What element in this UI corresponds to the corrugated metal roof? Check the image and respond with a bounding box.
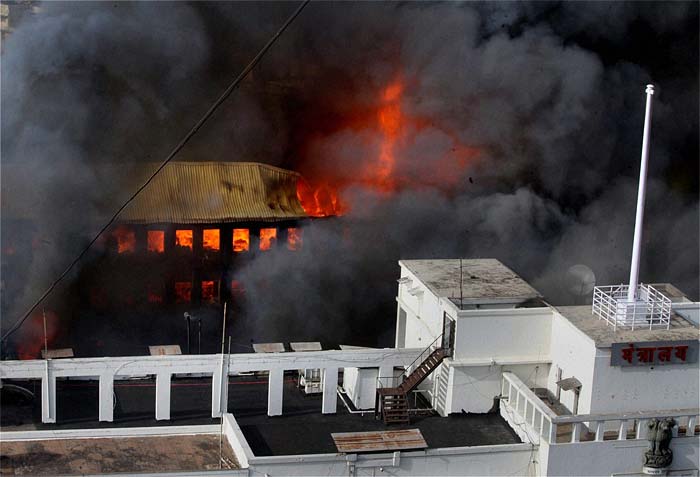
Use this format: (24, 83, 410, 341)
(1, 162, 309, 224)
(118, 162, 308, 224)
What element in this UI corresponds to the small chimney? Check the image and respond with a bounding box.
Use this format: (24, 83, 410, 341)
(591, 84, 672, 331)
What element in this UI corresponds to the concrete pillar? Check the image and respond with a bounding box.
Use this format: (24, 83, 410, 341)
(211, 365, 228, 418)
(322, 367, 338, 414)
(267, 368, 284, 416)
(99, 373, 114, 422)
(155, 373, 172, 420)
(41, 362, 56, 423)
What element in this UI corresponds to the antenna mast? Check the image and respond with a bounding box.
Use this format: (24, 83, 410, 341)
(627, 84, 655, 302)
(459, 259, 464, 309)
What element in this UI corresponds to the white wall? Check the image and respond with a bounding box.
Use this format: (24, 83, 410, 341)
(397, 266, 444, 350)
(589, 348, 699, 415)
(548, 313, 598, 414)
(542, 436, 699, 476)
(548, 310, 699, 416)
(446, 363, 551, 414)
(247, 444, 536, 477)
(453, 308, 552, 362)
(342, 367, 379, 410)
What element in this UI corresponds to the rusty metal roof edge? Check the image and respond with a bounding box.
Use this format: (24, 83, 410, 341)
(116, 216, 310, 225)
(160, 161, 302, 177)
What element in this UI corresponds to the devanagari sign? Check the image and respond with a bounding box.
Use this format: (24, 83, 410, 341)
(611, 340, 698, 366)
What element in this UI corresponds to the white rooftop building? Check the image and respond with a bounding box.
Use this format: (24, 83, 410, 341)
(1, 257, 697, 476)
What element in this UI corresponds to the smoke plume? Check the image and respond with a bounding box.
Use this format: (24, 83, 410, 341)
(1, 1, 697, 349)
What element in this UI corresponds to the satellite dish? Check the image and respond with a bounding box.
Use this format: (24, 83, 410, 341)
(565, 264, 596, 296)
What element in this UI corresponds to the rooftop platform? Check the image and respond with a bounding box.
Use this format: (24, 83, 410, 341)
(230, 377, 521, 456)
(400, 259, 542, 305)
(556, 305, 699, 347)
(0, 435, 238, 475)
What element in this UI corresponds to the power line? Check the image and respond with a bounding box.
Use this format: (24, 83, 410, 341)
(1, 0, 310, 344)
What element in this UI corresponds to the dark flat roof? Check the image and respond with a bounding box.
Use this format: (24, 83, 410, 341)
(1, 375, 521, 457)
(230, 378, 521, 456)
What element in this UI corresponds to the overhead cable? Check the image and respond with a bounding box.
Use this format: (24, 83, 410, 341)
(2, 0, 310, 343)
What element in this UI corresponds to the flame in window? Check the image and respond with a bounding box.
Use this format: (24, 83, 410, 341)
(148, 230, 165, 253)
(202, 280, 218, 303)
(231, 280, 246, 299)
(233, 229, 249, 252)
(114, 226, 136, 254)
(259, 228, 277, 251)
(174, 281, 192, 303)
(175, 230, 193, 250)
(203, 229, 220, 251)
(287, 228, 302, 251)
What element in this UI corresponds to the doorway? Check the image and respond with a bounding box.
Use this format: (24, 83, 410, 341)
(442, 313, 455, 357)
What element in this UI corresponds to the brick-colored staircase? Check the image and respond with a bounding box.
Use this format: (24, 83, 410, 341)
(376, 348, 447, 424)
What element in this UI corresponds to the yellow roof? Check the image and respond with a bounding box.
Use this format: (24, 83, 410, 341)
(119, 162, 308, 224)
(2, 162, 309, 224)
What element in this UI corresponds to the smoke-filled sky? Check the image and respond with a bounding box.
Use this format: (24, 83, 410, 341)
(1, 1, 697, 347)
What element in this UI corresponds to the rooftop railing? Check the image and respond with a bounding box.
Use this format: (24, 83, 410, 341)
(592, 284, 671, 331)
(500, 372, 698, 445)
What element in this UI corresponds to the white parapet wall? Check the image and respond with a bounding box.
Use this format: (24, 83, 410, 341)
(540, 436, 700, 476)
(0, 348, 422, 423)
(502, 371, 700, 476)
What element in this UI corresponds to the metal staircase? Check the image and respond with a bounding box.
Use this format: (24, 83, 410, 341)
(376, 336, 448, 425)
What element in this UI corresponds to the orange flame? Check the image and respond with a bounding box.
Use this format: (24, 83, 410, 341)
(201, 280, 218, 303)
(287, 227, 302, 251)
(174, 281, 192, 303)
(297, 77, 478, 217)
(148, 230, 165, 253)
(259, 228, 277, 251)
(175, 230, 193, 250)
(233, 228, 250, 252)
(374, 79, 403, 191)
(203, 229, 220, 251)
(113, 226, 136, 254)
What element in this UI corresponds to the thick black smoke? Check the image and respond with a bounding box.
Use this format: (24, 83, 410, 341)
(1, 2, 697, 348)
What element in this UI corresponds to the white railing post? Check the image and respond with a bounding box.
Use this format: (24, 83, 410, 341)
(571, 422, 581, 443)
(267, 368, 284, 417)
(636, 419, 648, 439)
(322, 367, 339, 414)
(531, 407, 537, 428)
(549, 422, 557, 443)
(98, 372, 114, 422)
(618, 420, 628, 440)
(687, 416, 696, 436)
(41, 361, 57, 424)
(595, 421, 604, 441)
(539, 413, 545, 436)
(155, 372, 172, 421)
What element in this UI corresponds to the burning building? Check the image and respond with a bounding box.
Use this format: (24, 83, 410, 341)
(1, 161, 329, 358)
(97, 161, 310, 306)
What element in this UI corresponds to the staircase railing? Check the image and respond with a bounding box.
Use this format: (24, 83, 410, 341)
(376, 334, 443, 391)
(401, 334, 443, 383)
